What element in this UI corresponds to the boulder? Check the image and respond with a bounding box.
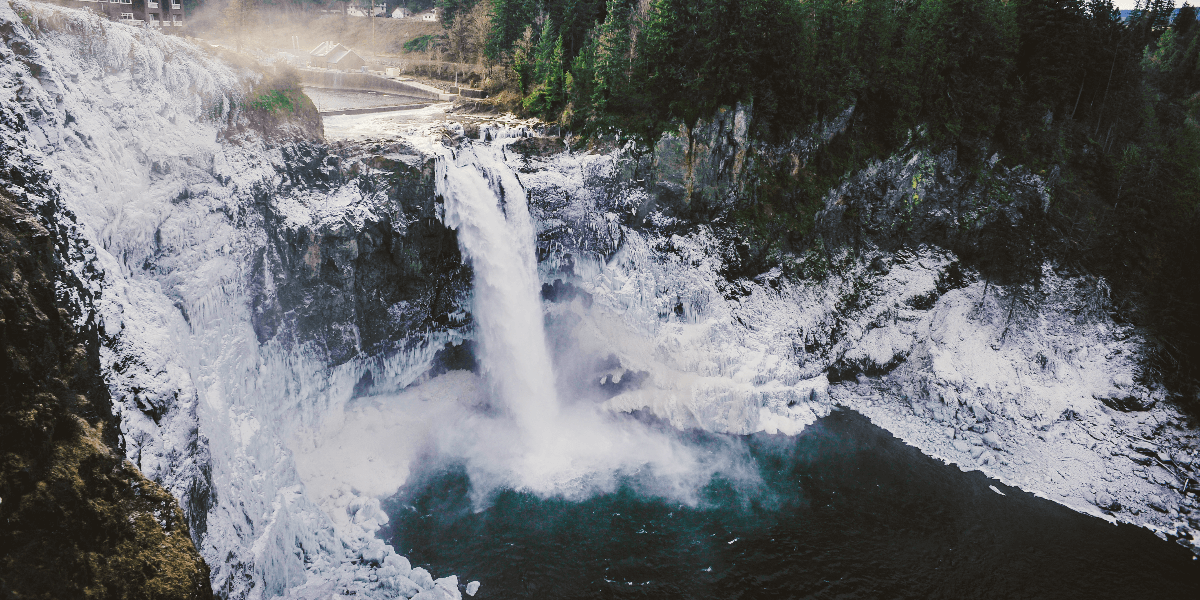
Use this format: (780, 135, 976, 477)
(385, 553, 412, 576)
(386, 575, 423, 598)
(1094, 491, 1121, 511)
(466, 581, 481, 596)
(361, 539, 386, 565)
(409, 567, 435, 589)
(982, 431, 1003, 450)
(1148, 494, 1169, 512)
(434, 576, 462, 600)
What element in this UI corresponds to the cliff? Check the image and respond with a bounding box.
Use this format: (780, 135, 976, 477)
(0, 116, 211, 599)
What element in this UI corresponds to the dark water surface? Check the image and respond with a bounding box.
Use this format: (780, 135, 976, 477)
(381, 409, 1199, 599)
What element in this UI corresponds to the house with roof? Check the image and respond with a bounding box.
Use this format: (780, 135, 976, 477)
(309, 42, 367, 72)
(391, 7, 409, 19)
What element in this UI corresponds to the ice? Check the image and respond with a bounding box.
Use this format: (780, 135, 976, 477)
(0, 3, 462, 597)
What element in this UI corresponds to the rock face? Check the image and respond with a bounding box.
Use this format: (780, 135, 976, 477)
(248, 141, 469, 366)
(502, 105, 1200, 553)
(0, 3, 473, 598)
(0, 140, 210, 597)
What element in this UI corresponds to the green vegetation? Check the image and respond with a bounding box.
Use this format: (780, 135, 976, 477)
(248, 88, 298, 114)
(405, 33, 437, 52)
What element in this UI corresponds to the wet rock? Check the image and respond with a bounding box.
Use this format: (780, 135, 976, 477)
(508, 135, 566, 157)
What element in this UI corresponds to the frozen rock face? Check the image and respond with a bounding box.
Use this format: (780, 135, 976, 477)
(491, 119, 1199, 552)
(0, 3, 468, 598)
(249, 142, 469, 366)
(0, 81, 211, 599)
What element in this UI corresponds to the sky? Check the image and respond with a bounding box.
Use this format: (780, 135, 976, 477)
(1110, 0, 1187, 9)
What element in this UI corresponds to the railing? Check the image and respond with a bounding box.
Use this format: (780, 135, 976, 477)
(148, 0, 158, 7)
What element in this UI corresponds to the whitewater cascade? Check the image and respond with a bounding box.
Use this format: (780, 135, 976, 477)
(435, 140, 560, 437)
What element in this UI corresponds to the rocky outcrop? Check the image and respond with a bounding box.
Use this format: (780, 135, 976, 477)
(249, 141, 469, 367)
(0, 138, 210, 599)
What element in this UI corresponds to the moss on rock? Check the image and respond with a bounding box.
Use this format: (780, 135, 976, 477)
(0, 184, 212, 599)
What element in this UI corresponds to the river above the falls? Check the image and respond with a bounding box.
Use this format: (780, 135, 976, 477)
(380, 408, 1198, 599)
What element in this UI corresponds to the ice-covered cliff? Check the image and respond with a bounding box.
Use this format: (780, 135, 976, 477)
(503, 107, 1200, 550)
(0, 3, 468, 598)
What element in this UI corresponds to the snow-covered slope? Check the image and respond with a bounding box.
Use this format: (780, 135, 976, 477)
(0, 3, 465, 598)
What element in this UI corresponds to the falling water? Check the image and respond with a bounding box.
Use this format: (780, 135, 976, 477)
(435, 138, 559, 436)
(431, 133, 737, 497)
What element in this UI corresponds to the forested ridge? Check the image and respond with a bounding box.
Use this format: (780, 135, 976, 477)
(424, 0, 1200, 410)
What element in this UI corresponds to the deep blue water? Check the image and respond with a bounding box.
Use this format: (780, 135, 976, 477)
(381, 409, 1199, 599)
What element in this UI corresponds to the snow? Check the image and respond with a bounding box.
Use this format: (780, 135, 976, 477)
(0, 3, 461, 598)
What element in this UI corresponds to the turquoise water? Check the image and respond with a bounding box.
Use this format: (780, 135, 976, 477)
(382, 409, 1199, 599)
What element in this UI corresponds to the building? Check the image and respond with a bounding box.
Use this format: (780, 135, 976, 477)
(72, 0, 185, 28)
(391, 7, 409, 19)
(308, 41, 367, 72)
(417, 9, 439, 22)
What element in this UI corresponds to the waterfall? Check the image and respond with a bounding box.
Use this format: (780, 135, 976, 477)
(435, 140, 559, 437)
